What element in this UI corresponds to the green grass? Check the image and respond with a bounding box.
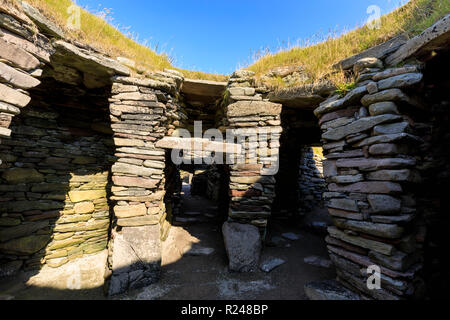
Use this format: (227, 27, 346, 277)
(247, 0, 450, 88)
(8, 0, 449, 85)
(20, 0, 228, 81)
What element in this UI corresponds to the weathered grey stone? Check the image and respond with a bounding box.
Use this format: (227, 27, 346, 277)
(371, 215, 415, 224)
(112, 162, 160, 177)
(0, 37, 40, 71)
(373, 122, 409, 135)
(322, 114, 402, 141)
(328, 227, 394, 255)
(53, 41, 130, 76)
(111, 225, 161, 273)
(230, 175, 275, 184)
(0, 27, 53, 63)
(112, 176, 159, 189)
(0, 235, 49, 255)
(0, 126, 11, 138)
(314, 86, 367, 117)
(304, 256, 333, 268)
(366, 81, 378, 94)
(367, 169, 420, 182)
(114, 204, 147, 219)
(28, 250, 107, 289)
(186, 246, 215, 256)
(116, 147, 165, 156)
(373, 66, 420, 81)
(336, 157, 416, 171)
(282, 233, 302, 241)
(367, 194, 402, 214)
(226, 101, 282, 117)
(369, 250, 418, 272)
(1, 211, 46, 233)
(328, 181, 402, 194)
(334, 34, 407, 70)
(260, 257, 286, 272)
(21, 1, 65, 38)
(304, 280, 360, 300)
(368, 143, 400, 155)
(354, 133, 421, 147)
(328, 208, 364, 221)
(0, 260, 22, 278)
(113, 76, 172, 92)
(222, 222, 261, 272)
(328, 198, 359, 212)
(377, 73, 423, 90)
(112, 91, 157, 101)
(2, 168, 44, 184)
(0, 101, 20, 115)
(353, 57, 383, 73)
(117, 215, 160, 227)
(329, 174, 364, 184)
(108, 273, 128, 296)
(323, 160, 338, 178)
(334, 218, 404, 239)
(386, 14, 450, 66)
(0, 61, 41, 89)
(228, 87, 255, 96)
(368, 101, 400, 116)
(0, 83, 31, 107)
(156, 137, 241, 154)
(361, 88, 415, 107)
(68, 190, 106, 202)
(73, 201, 95, 214)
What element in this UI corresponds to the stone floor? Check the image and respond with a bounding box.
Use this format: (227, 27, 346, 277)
(0, 184, 335, 300)
(118, 184, 336, 300)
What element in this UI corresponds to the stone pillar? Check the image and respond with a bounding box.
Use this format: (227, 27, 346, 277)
(315, 59, 425, 299)
(107, 75, 181, 295)
(221, 70, 282, 271)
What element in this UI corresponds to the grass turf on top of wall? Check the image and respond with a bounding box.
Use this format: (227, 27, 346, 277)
(247, 0, 450, 88)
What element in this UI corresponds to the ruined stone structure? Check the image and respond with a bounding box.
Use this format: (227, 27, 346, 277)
(0, 2, 449, 299)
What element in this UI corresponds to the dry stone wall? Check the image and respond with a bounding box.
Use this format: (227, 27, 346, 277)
(316, 58, 426, 299)
(224, 70, 282, 232)
(107, 74, 184, 295)
(0, 105, 113, 272)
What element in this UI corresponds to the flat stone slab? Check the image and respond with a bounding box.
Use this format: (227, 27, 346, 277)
(386, 14, 450, 66)
(260, 257, 286, 273)
(52, 40, 130, 77)
(21, 1, 65, 38)
(185, 246, 215, 256)
(26, 250, 108, 290)
(303, 256, 333, 268)
(304, 280, 360, 300)
(182, 78, 227, 97)
(267, 83, 335, 109)
(222, 222, 261, 272)
(334, 34, 408, 70)
(281, 233, 302, 241)
(156, 137, 242, 154)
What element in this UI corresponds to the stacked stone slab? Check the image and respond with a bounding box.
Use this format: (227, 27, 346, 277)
(298, 146, 326, 214)
(0, 106, 113, 271)
(0, 2, 46, 275)
(0, 3, 43, 159)
(315, 57, 426, 299)
(224, 70, 282, 232)
(107, 74, 182, 295)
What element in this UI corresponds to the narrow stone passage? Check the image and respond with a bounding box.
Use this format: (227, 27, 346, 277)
(114, 178, 336, 300)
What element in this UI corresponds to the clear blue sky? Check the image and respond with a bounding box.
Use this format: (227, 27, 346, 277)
(75, 0, 407, 75)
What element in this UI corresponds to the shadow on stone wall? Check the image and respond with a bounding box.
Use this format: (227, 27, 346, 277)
(0, 77, 115, 292)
